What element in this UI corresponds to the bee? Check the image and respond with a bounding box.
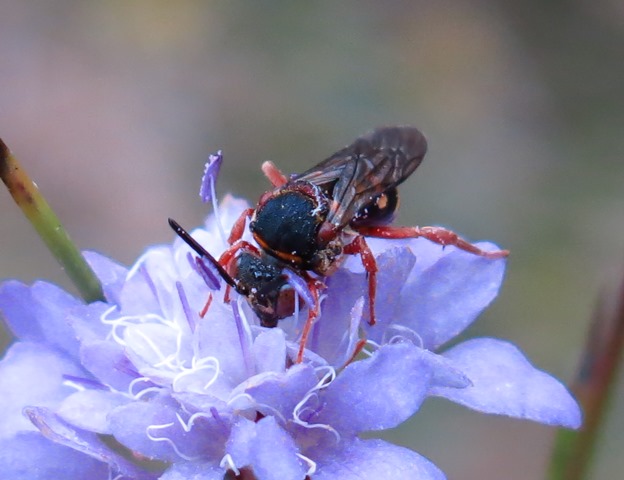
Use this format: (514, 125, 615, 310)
(171, 126, 508, 362)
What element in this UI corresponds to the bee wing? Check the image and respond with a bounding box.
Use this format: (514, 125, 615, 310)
(289, 148, 354, 188)
(294, 126, 427, 229)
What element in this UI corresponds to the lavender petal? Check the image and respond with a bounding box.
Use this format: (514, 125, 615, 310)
(315, 343, 434, 435)
(311, 438, 446, 480)
(159, 460, 224, 480)
(226, 416, 306, 480)
(0, 431, 110, 480)
(57, 390, 130, 434)
(25, 406, 154, 479)
(0, 342, 85, 439)
(0, 280, 83, 357)
(83, 250, 129, 305)
(431, 338, 582, 428)
(395, 241, 506, 350)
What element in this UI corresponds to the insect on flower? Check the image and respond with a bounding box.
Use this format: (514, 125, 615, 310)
(170, 126, 509, 362)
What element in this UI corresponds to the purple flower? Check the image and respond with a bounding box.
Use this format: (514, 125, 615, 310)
(0, 164, 581, 480)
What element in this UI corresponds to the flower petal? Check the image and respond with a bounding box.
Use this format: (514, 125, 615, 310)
(57, 390, 130, 434)
(193, 305, 249, 394)
(0, 280, 42, 340)
(67, 302, 113, 345)
(0, 342, 84, 439)
(395, 242, 506, 349)
(108, 401, 185, 462)
(31, 282, 85, 356)
(159, 460, 223, 480)
(0, 280, 83, 357)
(311, 438, 446, 480)
(232, 363, 318, 421)
(0, 431, 110, 480)
(330, 297, 366, 368)
(361, 246, 416, 341)
(431, 338, 582, 428)
(125, 246, 188, 323)
(83, 250, 128, 305)
(315, 343, 433, 434)
(309, 269, 365, 366)
(80, 340, 141, 391)
(108, 399, 228, 462)
(25, 406, 153, 478)
(226, 416, 306, 480)
(252, 328, 287, 374)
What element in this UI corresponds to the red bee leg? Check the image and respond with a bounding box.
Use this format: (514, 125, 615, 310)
(217, 241, 261, 303)
(355, 225, 509, 259)
(343, 235, 378, 325)
(218, 240, 260, 266)
(261, 161, 288, 187)
(228, 208, 254, 245)
(296, 280, 322, 364)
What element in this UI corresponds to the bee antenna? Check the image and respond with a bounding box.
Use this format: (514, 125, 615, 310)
(168, 218, 239, 289)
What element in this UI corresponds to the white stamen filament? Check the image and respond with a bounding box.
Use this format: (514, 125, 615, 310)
(128, 377, 155, 396)
(236, 296, 254, 340)
(383, 324, 424, 348)
(233, 297, 254, 376)
(210, 174, 228, 247)
(133, 328, 178, 370)
(296, 453, 317, 476)
(292, 366, 340, 442)
(362, 339, 381, 356)
(100, 306, 169, 347)
(172, 356, 220, 392)
(227, 392, 287, 425)
(133, 386, 163, 400)
(294, 290, 300, 326)
(62, 380, 86, 392)
(125, 251, 153, 281)
(109, 471, 124, 480)
(146, 423, 200, 461)
(220, 454, 240, 476)
(175, 411, 213, 433)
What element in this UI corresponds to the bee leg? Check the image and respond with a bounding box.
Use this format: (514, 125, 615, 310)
(219, 240, 260, 265)
(261, 161, 288, 187)
(296, 279, 322, 363)
(228, 208, 255, 244)
(343, 235, 378, 325)
(218, 241, 260, 303)
(355, 225, 509, 259)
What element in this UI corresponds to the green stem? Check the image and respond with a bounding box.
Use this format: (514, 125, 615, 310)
(1, 138, 105, 303)
(547, 272, 624, 479)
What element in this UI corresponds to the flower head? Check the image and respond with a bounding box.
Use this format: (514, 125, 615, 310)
(0, 153, 581, 480)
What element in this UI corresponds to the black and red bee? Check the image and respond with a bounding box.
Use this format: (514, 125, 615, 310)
(171, 126, 508, 362)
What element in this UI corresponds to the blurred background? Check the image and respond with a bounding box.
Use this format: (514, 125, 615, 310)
(1, 1, 623, 478)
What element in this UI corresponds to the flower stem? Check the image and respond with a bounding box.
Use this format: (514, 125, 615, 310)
(547, 271, 624, 479)
(0, 138, 105, 303)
